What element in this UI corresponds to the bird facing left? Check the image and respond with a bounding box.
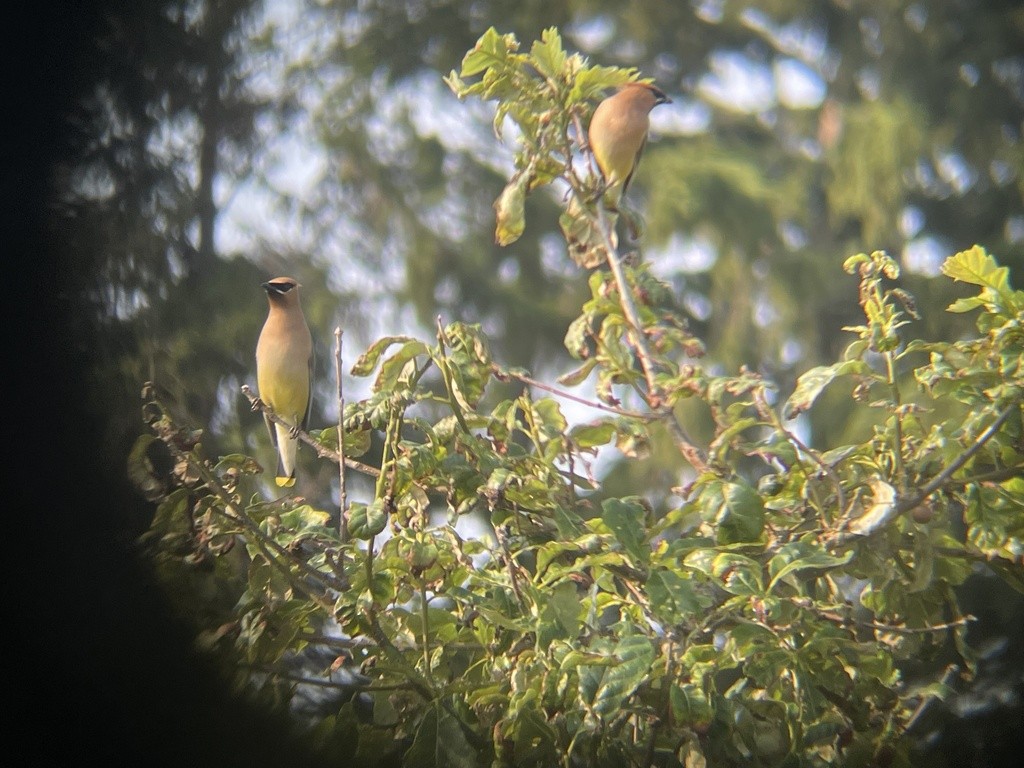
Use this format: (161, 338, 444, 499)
(255, 277, 314, 487)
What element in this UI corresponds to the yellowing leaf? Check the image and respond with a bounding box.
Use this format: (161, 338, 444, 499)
(848, 477, 898, 536)
(784, 360, 870, 418)
(494, 173, 528, 246)
(941, 245, 1010, 293)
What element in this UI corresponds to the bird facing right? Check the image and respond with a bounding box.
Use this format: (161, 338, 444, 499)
(587, 81, 672, 211)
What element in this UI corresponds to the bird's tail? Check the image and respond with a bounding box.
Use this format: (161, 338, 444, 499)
(274, 422, 299, 487)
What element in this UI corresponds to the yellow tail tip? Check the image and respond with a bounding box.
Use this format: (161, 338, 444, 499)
(276, 476, 296, 487)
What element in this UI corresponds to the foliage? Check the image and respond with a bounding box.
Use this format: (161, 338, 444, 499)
(131, 30, 1024, 767)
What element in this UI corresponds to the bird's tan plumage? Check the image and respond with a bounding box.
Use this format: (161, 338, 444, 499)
(588, 82, 671, 209)
(256, 277, 313, 487)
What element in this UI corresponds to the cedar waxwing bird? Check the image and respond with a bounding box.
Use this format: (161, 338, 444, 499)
(588, 82, 671, 210)
(256, 277, 313, 488)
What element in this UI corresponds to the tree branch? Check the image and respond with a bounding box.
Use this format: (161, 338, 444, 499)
(901, 402, 1019, 511)
(242, 383, 380, 478)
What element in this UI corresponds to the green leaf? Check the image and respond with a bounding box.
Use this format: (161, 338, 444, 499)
(526, 396, 568, 441)
(710, 416, 760, 461)
(716, 482, 765, 545)
(946, 295, 987, 313)
(558, 358, 598, 385)
(615, 421, 650, 459)
(569, 419, 615, 449)
(278, 504, 332, 533)
(403, 702, 477, 768)
(313, 425, 371, 458)
(578, 635, 655, 718)
(670, 684, 715, 729)
(648, 568, 705, 622)
(376, 340, 429, 390)
(601, 498, 650, 564)
(711, 552, 765, 595)
(538, 581, 581, 648)
(529, 28, 566, 79)
(842, 253, 871, 273)
(348, 500, 387, 540)
(351, 336, 422, 377)
(458, 27, 516, 78)
(563, 314, 593, 360)
(569, 66, 636, 104)
(512, 706, 558, 765)
(767, 544, 853, 593)
(784, 360, 869, 418)
(552, 506, 588, 539)
(560, 196, 608, 269)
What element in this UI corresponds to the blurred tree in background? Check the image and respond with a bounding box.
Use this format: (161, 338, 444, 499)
(46, 0, 1022, 765)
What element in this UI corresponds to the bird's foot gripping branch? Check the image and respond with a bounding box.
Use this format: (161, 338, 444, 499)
(132, 28, 1023, 768)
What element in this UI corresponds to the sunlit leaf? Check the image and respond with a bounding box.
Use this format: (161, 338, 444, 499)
(348, 500, 387, 540)
(351, 336, 424, 377)
(848, 477, 898, 536)
(538, 581, 581, 648)
(458, 26, 517, 78)
(529, 28, 566, 79)
(569, 419, 615, 449)
(784, 360, 870, 418)
(942, 245, 1010, 294)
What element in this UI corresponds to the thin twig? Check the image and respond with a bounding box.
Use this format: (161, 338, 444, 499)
(811, 602, 976, 635)
(567, 111, 707, 469)
(363, 609, 489, 751)
(334, 327, 349, 588)
(905, 664, 961, 733)
(420, 583, 433, 681)
(754, 386, 846, 517)
(565, 109, 661, 399)
(788, 425, 845, 518)
(902, 402, 1019, 510)
(594, 203, 662, 402)
(334, 329, 348, 534)
(951, 464, 1024, 486)
(434, 316, 472, 434)
(662, 415, 710, 474)
(242, 383, 380, 477)
(826, 403, 1020, 547)
(241, 665, 370, 690)
(858, 615, 975, 635)
(493, 364, 653, 419)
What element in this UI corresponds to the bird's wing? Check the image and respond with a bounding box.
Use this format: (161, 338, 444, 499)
(621, 134, 648, 197)
(300, 341, 315, 432)
(263, 412, 278, 446)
